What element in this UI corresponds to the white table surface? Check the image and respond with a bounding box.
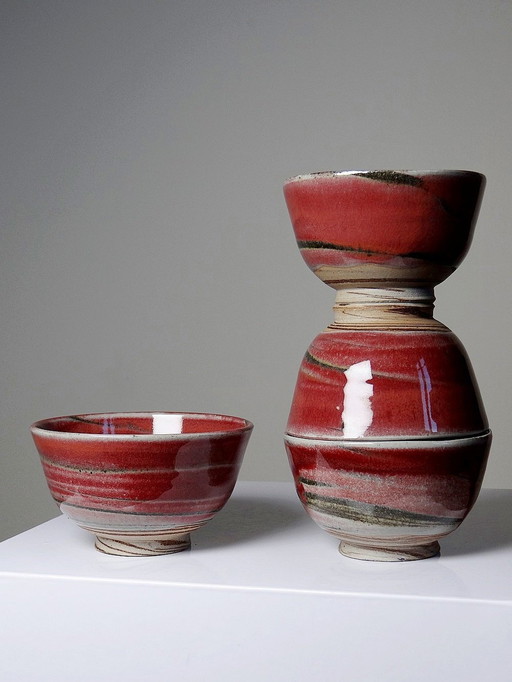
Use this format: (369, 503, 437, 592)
(1, 481, 511, 681)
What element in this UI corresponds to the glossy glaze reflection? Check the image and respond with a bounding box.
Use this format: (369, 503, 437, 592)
(287, 328, 487, 440)
(283, 170, 491, 561)
(31, 412, 253, 556)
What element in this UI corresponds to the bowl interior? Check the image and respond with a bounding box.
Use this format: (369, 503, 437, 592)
(32, 412, 251, 437)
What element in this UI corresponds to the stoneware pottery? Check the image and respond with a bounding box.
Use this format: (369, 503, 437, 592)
(283, 170, 491, 561)
(31, 412, 253, 556)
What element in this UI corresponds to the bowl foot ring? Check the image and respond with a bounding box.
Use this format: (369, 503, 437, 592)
(339, 540, 440, 562)
(95, 532, 191, 556)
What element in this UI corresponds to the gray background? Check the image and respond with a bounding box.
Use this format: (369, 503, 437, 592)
(1, 0, 511, 541)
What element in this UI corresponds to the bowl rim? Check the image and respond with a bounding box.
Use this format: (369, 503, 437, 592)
(284, 429, 491, 448)
(284, 169, 485, 184)
(30, 411, 254, 440)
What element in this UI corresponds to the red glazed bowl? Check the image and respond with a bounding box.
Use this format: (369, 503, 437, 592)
(285, 431, 491, 561)
(283, 170, 485, 288)
(31, 412, 253, 556)
(287, 328, 488, 440)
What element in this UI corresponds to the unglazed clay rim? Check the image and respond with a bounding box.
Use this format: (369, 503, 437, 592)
(31, 411, 254, 441)
(284, 169, 485, 184)
(284, 429, 491, 448)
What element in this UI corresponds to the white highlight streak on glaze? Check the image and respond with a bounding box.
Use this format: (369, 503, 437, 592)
(152, 413, 183, 434)
(417, 357, 438, 433)
(341, 360, 373, 438)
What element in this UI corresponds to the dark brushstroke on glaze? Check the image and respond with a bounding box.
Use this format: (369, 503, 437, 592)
(353, 170, 424, 187)
(297, 241, 453, 265)
(69, 415, 147, 433)
(304, 491, 460, 527)
(61, 500, 224, 517)
(304, 350, 349, 373)
(303, 349, 421, 381)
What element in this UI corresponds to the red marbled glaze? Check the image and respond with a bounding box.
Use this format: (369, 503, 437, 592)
(283, 170, 485, 286)
(287, 328, 487, 439)
(31, 412, 252, 553)
(283, 170, 490, 560)
(284, 432, 491, 549)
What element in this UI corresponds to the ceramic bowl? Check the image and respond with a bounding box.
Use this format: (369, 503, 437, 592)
(282, 170, 490, 561)
(285, 431, 491, 561)
(286, 327, 488, 440)
(283, 170, 485, 288)
(31, 412, 253, 556)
